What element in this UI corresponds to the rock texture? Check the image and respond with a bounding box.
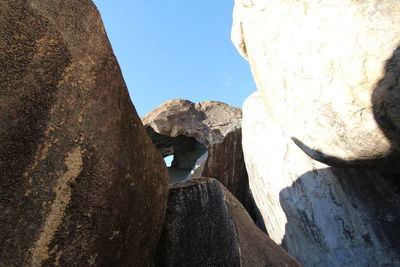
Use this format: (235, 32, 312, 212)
(0, 1, 168, 266)
(242, 92, 400, 266)
(142, 100, 252, 214)
(156, 178, 301, 267)
(232, 0, 400, 171)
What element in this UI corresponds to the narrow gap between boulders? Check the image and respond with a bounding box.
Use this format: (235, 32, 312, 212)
(146, 127, 208, 184)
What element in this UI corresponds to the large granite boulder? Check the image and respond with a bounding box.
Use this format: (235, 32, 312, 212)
(142, 100, 252, 215)
(232, 0, 400, 171)
(156, 178, 301, 267)
(0, 0, 169, 266)
(242, 92, 400, 266)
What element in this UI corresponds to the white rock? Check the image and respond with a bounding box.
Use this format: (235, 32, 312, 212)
(232, 0, 400, 170)
(242, 92, 400, 266)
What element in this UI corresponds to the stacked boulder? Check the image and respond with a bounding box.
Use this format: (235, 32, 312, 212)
(232, 0, 400, 266)
(142, 100, 256, 220)
(144, 101, 302, 265)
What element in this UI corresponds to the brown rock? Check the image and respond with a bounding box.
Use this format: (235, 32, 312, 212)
(142, 100, 253, 216)
(0, 0, 168, 266)
(156, 178, 301, 267)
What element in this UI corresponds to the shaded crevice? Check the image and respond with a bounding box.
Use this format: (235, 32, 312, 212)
(146, 127, 207, 183)
(146, 126, 267, 232)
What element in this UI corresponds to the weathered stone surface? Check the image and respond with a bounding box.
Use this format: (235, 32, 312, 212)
(142, 100, 252, 214)
(232, 0, 400, 171)
(242, 92, 400, 266)
(0, 1, 169, 266)
(156, 178, 301, 267)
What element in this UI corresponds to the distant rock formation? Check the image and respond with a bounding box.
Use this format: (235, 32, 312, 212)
(232, 0, 400, 172)
(156, 178, 301, 267)
(243, 92, 400, 266)
(142, 99, 255, 219)
(0, 1, 168, 266)
(232, 0, 400, 266)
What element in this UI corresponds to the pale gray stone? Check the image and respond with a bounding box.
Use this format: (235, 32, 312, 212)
(232, 0, 400, 171)
(242, 92, 400, 266)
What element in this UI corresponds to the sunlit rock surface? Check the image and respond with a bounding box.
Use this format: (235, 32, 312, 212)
(142, 99, 253, 215)
(156, 178, 301, 267)
(232, 0, 400, 171)
(0, 0, 169, 266)
(242, 92, 400, 266)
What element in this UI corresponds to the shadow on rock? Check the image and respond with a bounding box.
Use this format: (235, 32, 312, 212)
(279, 46, 400, 266)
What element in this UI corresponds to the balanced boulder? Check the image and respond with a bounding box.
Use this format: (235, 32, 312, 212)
(142, 100, 253, 216)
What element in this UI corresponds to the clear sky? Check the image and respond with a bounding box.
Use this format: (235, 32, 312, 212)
(92, 0, 257, 117)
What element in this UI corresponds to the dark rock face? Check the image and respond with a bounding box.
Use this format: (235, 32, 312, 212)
(0, 0, 169, 266)
(156, 178, 301, 267)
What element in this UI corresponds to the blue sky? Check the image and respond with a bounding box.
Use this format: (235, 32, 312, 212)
(92, 0, 257, 117)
